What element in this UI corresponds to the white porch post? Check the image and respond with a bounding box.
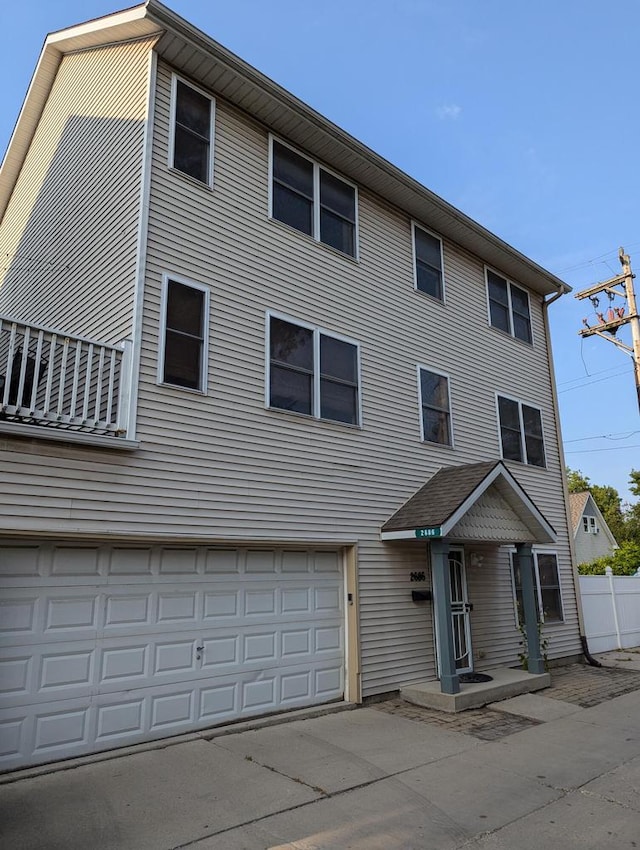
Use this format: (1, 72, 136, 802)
(516, 543, 544, 674)
(431, 540, 460, 694)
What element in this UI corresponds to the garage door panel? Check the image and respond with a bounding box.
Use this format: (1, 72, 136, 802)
(0, 657, 345, 771)
(0, 642, 96, 709)
(0, 595, 39, 637)
(0, 543, 345, 771)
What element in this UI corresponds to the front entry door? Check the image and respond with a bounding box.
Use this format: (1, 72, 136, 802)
(449, 549, 473, 673)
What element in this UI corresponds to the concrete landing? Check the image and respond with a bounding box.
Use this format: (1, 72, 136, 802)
(401, 667, 551, 712)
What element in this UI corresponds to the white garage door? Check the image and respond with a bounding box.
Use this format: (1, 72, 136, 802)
(0, 541, 345, 771)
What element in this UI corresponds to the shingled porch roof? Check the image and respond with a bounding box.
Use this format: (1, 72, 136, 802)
(380, 460, 556, 543)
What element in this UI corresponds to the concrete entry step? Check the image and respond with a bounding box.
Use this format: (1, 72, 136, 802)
(401, 667, 551, 713)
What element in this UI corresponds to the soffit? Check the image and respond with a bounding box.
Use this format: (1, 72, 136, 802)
(146, 1, 568, 297)
(2, 0, 571, 298)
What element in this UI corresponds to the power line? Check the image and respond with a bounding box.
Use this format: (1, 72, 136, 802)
(557, 364, 629, 387)
(565, 445, 640, 454)
(564, 430, 640, 444)
(555, 241, 640, 274)
(558, 370, 629, 393)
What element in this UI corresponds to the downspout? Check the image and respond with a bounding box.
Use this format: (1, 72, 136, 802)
(543, 285, 601, 667)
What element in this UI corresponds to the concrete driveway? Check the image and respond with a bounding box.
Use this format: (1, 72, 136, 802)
(2, 662, 640, 849)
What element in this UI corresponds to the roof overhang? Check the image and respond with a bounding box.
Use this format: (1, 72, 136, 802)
(0, 0, 571, 298)
(381, 461, 556, 544)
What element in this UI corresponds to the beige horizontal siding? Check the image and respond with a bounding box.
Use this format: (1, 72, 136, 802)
(0, 56, 581, 695)
(0, 39, 155, 343)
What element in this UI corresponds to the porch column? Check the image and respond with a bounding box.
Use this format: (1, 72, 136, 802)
(431, 540, 459, 694)
(515, 543, 544, 674)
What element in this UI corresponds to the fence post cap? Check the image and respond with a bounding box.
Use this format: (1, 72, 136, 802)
(605, 566, 613, 576)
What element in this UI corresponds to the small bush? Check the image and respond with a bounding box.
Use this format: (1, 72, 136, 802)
(578, 541, 640, 576)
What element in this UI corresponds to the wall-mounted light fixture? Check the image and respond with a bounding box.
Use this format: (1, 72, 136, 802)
(469, 552, 484, 568)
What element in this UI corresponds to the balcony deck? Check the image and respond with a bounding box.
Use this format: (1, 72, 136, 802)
(0, 315, 134, 446)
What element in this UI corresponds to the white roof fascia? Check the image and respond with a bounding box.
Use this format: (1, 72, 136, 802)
(1, 0, 572, 298)
(0, 3, 159, 220)
(584, 493, 619, 549)
(380, 529, 428, 542)
(143, 0, 571, 298)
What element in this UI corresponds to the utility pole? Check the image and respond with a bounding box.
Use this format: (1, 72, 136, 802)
(575, 247, 640, 413)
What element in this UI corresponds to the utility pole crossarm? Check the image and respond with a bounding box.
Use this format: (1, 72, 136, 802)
(574, 247, 640, 413)
(574, 274, 629, 300)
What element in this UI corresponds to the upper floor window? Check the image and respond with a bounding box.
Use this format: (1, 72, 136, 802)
(270, 138, 357, 258)
(497, 395, 545, 467)
(418, 367, 452, 445)
(413, 224, 444, 300)
(487, 269, 532, 343)
(583, 516, 599, 534)
(170, 76, 215, 186)
(159, 275, 209, 392)
(267, 313, 360, 425)
(511, 551, 563, 624)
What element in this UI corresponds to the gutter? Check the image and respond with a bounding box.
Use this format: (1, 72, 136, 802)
(542, 285, 601, 667)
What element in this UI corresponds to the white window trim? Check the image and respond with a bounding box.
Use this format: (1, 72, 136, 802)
(265, 309, 362, 426)
(168, 73, 216, 189)
(583, 515, 598, 534)
(416, 364, 454, 447)
(411, 221, 446, 302)
(509, 547, 565, 626)
(158, 272, 210, 394)
(495, 391, 546, 468)
(268, 135, 360, 261)
(485, 266, 533, 346)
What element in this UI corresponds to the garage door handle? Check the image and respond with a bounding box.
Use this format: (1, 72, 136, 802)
(196, 644, 204, 660)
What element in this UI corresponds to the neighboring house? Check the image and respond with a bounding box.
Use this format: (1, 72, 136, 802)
(0, 2, 581, 771)
(569, 492, 619, 566)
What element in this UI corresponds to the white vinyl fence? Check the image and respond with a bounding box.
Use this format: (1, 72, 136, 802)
(579, 568, 640, 653)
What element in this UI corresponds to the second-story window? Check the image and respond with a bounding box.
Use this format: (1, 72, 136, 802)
(418, 367, 452, 445)
(171, 77, 215, 186)
(413, 224, 444, 300)
(487, 269, 532, 343)
(268, 314, 360, 425)
(497, 395, 545, 467)
(270, 139, 357, 257)
(160, 275, 209, 392)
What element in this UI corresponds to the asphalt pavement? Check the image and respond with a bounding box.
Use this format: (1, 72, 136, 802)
(1, 651, 640, 850)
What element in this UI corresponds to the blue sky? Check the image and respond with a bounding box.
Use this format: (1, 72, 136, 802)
(2, 1, 639, 502)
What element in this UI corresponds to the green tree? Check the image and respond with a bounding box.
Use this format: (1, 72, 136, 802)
(566, 468, 591, 493)
(577, 541, 640, 576)
(566, 467, 640, 545)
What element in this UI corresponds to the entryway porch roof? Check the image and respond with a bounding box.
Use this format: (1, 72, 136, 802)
(380, 460, 556, 544)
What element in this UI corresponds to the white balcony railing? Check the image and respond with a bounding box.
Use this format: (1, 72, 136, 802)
(0, 316, 131, 437)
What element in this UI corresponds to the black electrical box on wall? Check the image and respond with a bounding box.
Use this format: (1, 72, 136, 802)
(411, 590, 432, 602)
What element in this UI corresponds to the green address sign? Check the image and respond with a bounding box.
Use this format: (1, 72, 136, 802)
(415, 527, 441, 539)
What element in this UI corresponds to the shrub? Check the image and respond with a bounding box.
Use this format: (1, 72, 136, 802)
(578, 541, 640, 576)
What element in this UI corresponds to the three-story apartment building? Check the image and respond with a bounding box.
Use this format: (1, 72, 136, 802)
(0, 1, 581, 770)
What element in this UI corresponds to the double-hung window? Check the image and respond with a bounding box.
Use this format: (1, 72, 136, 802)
(413, 224, 444, 300)
(511, 551, 563, 624)
(268, 314, 360, 425)
(159, 275, 209, 392)
(170, 76, 215, 186)
(270, 139, 357, 257)
(497, 395, 545, 467)
(418, 367, 452, 445)
(487, 269, 532, 343)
